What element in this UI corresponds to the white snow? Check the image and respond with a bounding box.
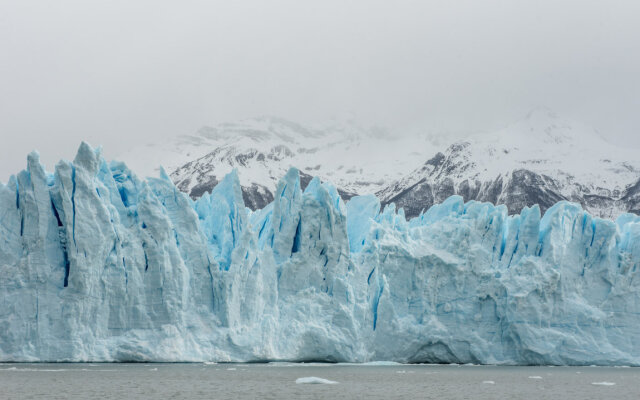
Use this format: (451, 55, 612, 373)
(119, 116, 432, 197)
(119, 111, 640, 221)
(377, 108, 640, 219)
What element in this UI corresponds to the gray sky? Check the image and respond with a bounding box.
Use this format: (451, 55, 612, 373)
(1, 0, 639, 181)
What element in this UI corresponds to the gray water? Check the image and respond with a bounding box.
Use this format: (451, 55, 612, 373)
(0, 363, 638, 399)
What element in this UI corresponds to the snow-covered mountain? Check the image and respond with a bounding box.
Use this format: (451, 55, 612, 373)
(119, 110, 640, 219)
(378, 109, 640, 219)
(121, 116, 434, 209)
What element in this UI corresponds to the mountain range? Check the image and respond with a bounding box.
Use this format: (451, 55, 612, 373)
(119, 109, 640, 219)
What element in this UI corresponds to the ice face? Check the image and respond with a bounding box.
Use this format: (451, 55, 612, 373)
(1, 142, 639, 365)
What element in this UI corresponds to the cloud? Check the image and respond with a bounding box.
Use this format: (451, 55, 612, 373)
(1, 0, 639, 180)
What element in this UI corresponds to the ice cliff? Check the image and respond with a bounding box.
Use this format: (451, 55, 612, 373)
(1, 143, 639, 365)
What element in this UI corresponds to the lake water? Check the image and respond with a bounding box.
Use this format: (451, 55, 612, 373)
(1, 363, 638, 399)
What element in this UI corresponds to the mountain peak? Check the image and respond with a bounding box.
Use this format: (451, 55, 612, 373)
(119, 114, 640, 221)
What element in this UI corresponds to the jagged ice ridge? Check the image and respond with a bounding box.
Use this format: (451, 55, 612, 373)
(1, 142, 639, 365)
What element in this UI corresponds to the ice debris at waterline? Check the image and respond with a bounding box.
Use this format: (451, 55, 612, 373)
(1, 142, 640, 365)
(295, 377, 339, 384)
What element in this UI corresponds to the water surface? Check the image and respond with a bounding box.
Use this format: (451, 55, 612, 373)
(1, 363, 638, 399)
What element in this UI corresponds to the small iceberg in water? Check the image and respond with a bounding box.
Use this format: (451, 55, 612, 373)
(296, 377, 338, 384)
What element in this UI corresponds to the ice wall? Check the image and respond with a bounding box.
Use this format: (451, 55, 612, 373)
(0, 143, 639, 365)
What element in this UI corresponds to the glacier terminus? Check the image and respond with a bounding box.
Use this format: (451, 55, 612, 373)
(1, 142, 639, 365)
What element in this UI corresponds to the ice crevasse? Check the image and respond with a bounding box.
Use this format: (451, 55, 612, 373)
(1, 142, 639, 365)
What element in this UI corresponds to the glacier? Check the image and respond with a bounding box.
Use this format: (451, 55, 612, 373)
(1, 142, 639, 365)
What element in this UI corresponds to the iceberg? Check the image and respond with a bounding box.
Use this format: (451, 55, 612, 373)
(0, 142, 639, 365)
(295, 377, 339, 384)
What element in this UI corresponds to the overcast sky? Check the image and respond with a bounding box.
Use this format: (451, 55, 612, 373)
(1, 0, 639, 181)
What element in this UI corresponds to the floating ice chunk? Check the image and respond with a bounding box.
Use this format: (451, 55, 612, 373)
(268, 362, 296, 367)
(295, 377, 338, 384)
(361, 361, 401, 366)
(482, 381, 495, 384)
(528, 376, 543, 379)
(591, 382, 616, 386)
